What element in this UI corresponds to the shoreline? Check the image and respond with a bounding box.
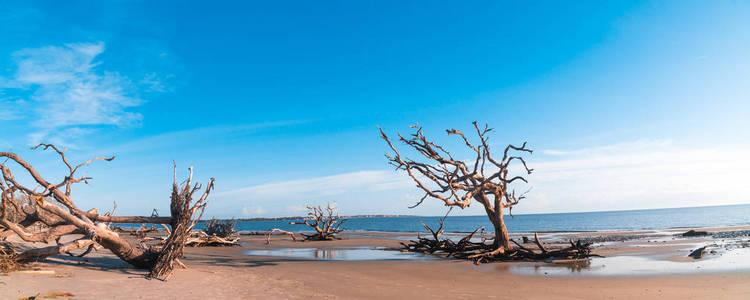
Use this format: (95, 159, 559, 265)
(2, 225, 749, 299)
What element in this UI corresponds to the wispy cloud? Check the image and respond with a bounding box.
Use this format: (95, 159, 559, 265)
(2, 42, 148, 146)
(528, 140, 750, 213)
(0, 98, 23, 120)
(209, 139, 750, 217)
(100, 120, 312, 154)
(217, 171, 412, 199)
(209, 170, 416, 217)
(242, 206, 268, 216)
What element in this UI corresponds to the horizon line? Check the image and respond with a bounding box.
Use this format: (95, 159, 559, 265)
(215, 202, 750, 220)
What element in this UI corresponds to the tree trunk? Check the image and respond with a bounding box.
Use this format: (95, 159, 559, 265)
(488, 211, 511, 251)
(95, 230, 159, 269)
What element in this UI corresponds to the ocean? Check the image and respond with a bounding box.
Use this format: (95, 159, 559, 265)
(223, 204, 750, 234)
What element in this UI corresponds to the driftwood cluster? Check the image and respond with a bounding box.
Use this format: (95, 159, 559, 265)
(0, 144, 214, 279)
(264, 204, 345, 244)
(119, 220, 239, 247)
(290, 204, 345, 241)
(401, 212, 596, 263)
(184, 219, 239, 246)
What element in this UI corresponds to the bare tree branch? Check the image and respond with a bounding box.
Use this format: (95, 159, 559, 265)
(380, 122, 533, 251)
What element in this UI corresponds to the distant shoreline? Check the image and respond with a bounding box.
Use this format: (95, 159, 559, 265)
(204, 202, 750, 222)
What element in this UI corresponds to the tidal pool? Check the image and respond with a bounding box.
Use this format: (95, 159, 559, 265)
(244, 247, 434, 261)
(505, 248, 750, 276)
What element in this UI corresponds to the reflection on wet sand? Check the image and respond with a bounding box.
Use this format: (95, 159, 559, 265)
(508, 247, 750, 276)
(245, 247, 434, 261)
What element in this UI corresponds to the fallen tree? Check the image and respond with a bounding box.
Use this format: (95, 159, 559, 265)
(402, 219, 596, 263)
(289, 203, 345, 240)
(0, 144, 214, 279)
(264, 228, 297, 244)
(380, 122, 597, 262)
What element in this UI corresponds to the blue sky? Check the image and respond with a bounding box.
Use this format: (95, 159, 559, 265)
(1, 1, 749, 218)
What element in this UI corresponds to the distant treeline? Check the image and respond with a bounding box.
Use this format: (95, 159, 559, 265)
(198, 215, 420, 222)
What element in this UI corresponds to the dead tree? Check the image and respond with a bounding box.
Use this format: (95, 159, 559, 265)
(290, 204, 345, 240)
(202, 218, 236, 239)
(0, 144, 214, 280)
(380, 122, 533, 255)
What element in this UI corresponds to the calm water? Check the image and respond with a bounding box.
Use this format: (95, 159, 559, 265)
(244, 247, 433, 261)
(227, 204, 750, 234)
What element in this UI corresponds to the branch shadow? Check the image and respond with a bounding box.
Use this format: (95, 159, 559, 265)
(29, 254, 147, 276)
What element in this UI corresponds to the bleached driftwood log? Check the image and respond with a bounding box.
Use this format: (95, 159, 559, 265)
(0, 144, 214, 279)
(265, 228, 297, 244)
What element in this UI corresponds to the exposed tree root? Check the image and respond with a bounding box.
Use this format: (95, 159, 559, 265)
(401, 223, 599, 264)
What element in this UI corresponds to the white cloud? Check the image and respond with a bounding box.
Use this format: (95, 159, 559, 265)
(210, 140, 750, 217)
(525, 140, 750, 213)
(285, 205, 308, 215)
(0, 99, 21, 120)
(242, 206, 267, 216)
(139, 72, 171, 93)
(2, 42, 146, 145)
(216, 170, 413, 199)
(210, 170, 417, 217)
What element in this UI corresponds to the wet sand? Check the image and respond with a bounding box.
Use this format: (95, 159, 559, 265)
(2, 226, 750, 299)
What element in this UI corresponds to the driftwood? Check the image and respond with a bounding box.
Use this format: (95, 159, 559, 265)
(688, 246, 707, 259)
(682, 230, 709, 237)
(0, 144, 215, 280)
(203, 219, 236, 238)
(185, 231, 239, 247)
(1, 244, 17, 272)
(289, 203, 345, 241)
(133, 225, 240, 248)
(402, 219, 597, 263)
(265, 228, 297, 244)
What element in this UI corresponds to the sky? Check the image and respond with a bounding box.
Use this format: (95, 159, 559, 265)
(1, 1, 749, 218)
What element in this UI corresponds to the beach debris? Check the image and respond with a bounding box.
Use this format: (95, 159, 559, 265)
(576, 234, 651, 244)
(16, 269, 55, 275)
(19, 291, 74, 300)
(203, 218, 237, 238)
(401, 212, 598, 263)
(289, 203, 345, 241)
(0, 144, 216, 281)
(380, 122, 533, 253)
(175, 218, 240, 247)
(134, 221, 240, 247)
(132, 224, 160, 239)
(265, 229, 297, 244)
(688, 246, 707, 259)
(185, 231, 239, 247)
(0, 245, 17, 273)
(710, 230, 750, 239)
(682, 230, 709, 237)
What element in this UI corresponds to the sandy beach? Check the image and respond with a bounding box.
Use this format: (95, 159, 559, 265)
(3, 226, 749, 299)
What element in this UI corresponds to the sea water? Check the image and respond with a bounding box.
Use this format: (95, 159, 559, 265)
(226, 204, 750, 234)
